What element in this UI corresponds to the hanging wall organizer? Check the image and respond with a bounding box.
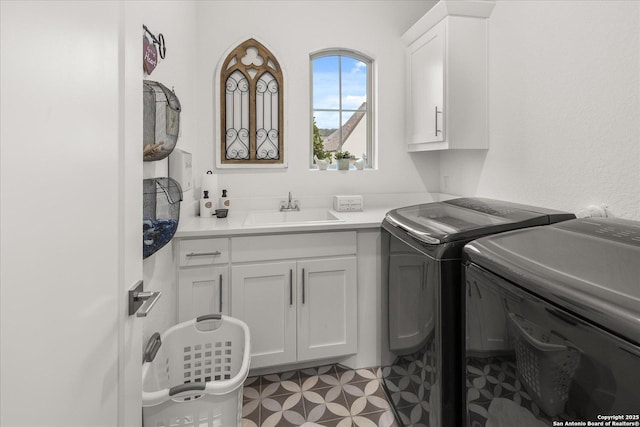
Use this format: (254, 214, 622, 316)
(143, 74, 183, 258)
(143, 80, 181, 161)
(143, 177, 182, 259)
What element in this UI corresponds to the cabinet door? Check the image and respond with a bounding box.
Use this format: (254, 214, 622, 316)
(297, 257, 357, 362)
(408, 20, 445, 145)
(231, 262, 297, 369)
(178, 265, 228, 322)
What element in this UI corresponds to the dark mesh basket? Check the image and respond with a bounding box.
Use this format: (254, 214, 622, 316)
(143, 80, 181, 161)
(143, 178, 182, 259)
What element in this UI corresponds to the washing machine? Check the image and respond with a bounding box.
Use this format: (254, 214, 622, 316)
(380, 197, 575, 427)
(463, 217, 640, 427)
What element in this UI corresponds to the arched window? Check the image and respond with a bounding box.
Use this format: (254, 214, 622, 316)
(311, 49, 373, 169)
(219, 39, 284, 166)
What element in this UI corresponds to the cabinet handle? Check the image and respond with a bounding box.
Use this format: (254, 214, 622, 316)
(219, 274, 223, 313)
(186, 251, 221, 257)
(435, 106, 442, 136)
(289, 269, 293, 306)
(302, 268, 306, 304)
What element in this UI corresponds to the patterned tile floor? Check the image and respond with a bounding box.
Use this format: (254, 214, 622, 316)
(381, 337, 437, 427)
(466, 355, 572, 427)
(242, 364, 399, 427)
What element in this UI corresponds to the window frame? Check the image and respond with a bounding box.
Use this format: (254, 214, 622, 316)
(310, 49, 374, 169)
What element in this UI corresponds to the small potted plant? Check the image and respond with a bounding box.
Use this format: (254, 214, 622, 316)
(314, 150, 332, 170)
(334, 150, 353, 170)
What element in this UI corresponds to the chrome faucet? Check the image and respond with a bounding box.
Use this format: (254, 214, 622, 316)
(280, 192, 300, 211)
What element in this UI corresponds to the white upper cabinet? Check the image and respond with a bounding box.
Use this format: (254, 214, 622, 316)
(407, 21, 446, 146)
(403, 1, 495, 151)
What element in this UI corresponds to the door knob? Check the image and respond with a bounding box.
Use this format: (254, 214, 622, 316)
(128, 280, 162, 317)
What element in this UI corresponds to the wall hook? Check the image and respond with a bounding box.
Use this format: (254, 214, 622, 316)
(143, 24, 166, 59)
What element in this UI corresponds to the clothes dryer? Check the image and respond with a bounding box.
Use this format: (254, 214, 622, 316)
(463, 218, 640, 426)
(380, 198, 574, 426)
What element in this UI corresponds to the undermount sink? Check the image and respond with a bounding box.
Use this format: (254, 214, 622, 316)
(243, 209, 345, 226)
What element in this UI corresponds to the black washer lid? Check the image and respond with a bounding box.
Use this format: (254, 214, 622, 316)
(384, 197, 575, 245)
(464, 218, 640, 345)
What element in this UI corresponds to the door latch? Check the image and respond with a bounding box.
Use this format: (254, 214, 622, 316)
(128, 280, 162, 317)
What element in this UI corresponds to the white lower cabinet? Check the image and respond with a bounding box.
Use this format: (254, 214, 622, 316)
(176, 237, 230, 322)
(178, 265, 228, 322)
(296, 257, 357, 362)
(230, 232, 358, 369)
(231, 261, 298, 368)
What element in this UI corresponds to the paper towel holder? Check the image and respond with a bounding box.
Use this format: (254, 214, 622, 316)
(168, 149, 192, 193)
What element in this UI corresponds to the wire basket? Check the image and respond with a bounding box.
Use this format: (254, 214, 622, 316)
(143, 80, 181, 161)
(508, 313, 581, 417)
(142, 314, 251, 427)
(143, 177, 182, 259)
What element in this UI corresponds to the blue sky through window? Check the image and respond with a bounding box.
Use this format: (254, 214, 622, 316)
(313, 55, 367, 129)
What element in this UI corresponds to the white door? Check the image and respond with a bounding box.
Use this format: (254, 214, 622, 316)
(1, 2, 143, 426)
(297, 257, 357, 362)
(231, 262, 297, 369)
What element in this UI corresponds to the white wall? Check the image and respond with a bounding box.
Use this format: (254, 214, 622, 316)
(141, 0, 440, 341)
(439, 0, 640, 220)
(194, 1, 440, 203)
(143, 0, 640, 342)
(142, 1, 198, 342)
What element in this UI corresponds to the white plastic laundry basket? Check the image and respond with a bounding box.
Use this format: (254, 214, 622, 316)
(142, 314, 251, 427)
(508, 313, 580, 417)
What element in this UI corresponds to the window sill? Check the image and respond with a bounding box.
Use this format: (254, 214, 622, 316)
(310, 164, 373, 171)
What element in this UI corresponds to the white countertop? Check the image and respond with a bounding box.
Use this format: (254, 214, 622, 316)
(175, 207, 392, 238)
(174, 192, 458, 238)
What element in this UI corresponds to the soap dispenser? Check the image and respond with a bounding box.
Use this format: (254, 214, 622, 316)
(218, 189, 230, 210)
(200, 190, 212, 216)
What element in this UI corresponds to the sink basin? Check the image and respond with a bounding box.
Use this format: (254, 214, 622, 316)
(243, 209, 345, 226)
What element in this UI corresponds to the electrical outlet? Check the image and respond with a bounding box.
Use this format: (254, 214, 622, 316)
(333, 195, 363, 212)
